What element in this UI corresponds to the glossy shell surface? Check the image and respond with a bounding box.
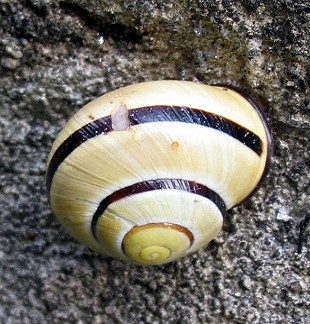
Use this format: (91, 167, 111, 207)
(46, 80, 271, 265)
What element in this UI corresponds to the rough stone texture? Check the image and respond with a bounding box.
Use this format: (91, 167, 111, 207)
(0, 0, 309, 323)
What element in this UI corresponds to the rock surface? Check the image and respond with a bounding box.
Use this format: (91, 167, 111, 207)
(0, 0, 309, 323)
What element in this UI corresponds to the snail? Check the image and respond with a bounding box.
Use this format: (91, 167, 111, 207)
(46, 80, 272, 266)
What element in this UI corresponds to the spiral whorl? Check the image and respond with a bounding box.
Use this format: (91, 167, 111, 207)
(122, 223, 193, 265)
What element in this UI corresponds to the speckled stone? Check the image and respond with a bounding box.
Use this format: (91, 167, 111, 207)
(0, 0, 309, 323)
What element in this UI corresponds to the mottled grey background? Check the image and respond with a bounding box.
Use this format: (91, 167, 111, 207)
(0, 0, 309, 323)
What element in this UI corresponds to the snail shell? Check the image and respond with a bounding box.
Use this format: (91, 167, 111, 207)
(46, 80, 272, 266)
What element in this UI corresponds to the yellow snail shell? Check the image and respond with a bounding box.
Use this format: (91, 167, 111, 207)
(46, 80, 272, 266)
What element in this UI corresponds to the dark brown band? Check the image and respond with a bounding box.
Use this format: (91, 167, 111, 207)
(91, 178, 226, 240)
(46, 105, 263, 194)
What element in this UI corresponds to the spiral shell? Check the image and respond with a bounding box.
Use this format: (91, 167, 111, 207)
(46, 80, 271, 265)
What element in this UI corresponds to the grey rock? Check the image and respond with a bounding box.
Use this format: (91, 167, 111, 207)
(0, 0, 309, 323)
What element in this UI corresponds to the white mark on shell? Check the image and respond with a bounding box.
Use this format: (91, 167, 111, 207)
(111, 104, 130, 131)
